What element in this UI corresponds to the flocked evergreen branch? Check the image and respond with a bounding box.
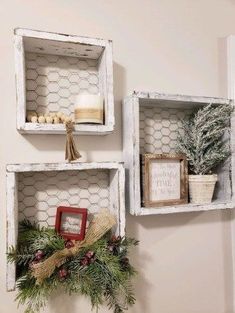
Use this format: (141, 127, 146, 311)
(15, 274, 56, 313)
(18, 219, 65, 253)
(176, 103, 233, 174)
(7, 246, 34, 267)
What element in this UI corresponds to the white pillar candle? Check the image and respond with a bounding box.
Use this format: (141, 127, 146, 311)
(74, 94, 104, 124)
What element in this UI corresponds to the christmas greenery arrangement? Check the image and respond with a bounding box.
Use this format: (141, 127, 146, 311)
(176, 103, 233, 175)
(8, 218, 138, 313)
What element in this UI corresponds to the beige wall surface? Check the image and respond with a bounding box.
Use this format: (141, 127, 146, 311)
(1, 0, 235, 312)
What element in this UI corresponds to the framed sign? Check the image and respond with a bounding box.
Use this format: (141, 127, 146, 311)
(55, 206, 88, 241)
(142, 154, 188, 207)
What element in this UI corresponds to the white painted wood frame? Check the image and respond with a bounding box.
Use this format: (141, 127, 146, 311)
(123, 91, 235, 215)
(14, 28, 114, 135)
(6, 162, 125, 291)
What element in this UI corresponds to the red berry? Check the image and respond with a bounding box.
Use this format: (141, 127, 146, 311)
(108, 245, 114, 252)
(58, 268, 68, 279)
(80, 257, 89, 267)
(65, 240, 75, 249)
(35, 250, 44, 261)
(111, 235, 117, 242)
(110, 235, 121, 244)
(85, 250, 94, 259)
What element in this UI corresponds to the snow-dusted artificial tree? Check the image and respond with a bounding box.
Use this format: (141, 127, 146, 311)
(177, 103, 233, 175)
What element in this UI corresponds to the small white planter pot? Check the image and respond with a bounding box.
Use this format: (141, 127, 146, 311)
(188, 174, 218, 204)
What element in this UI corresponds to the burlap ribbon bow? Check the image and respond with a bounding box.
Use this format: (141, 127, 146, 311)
(32, 209, 117, 284)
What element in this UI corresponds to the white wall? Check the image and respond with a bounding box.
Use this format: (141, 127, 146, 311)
(1, 1, 235, 312)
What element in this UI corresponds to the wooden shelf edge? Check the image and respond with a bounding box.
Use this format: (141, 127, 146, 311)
(17, 123, 114, 135)
(132, 91, 232, 105)
(6, 162, 124, 173)
(131, 201, 235, 216)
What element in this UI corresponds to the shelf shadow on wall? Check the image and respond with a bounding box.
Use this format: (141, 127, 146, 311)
(126, 209, 234, 313)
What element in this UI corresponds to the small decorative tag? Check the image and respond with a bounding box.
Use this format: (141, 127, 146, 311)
(65, 121, 82, 162)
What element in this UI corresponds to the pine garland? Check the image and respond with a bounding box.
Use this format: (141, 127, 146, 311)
(176, 103, 233, 175)
(8, 220, 138, 313)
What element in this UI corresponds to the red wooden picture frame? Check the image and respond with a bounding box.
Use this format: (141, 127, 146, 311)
(55, 206, 88, 241)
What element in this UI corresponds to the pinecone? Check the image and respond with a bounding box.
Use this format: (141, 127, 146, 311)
(120, 257, 130, 269)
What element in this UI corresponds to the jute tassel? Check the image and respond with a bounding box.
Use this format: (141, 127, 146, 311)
(32, 209, 116, 284)
(65, 121, 81, 162)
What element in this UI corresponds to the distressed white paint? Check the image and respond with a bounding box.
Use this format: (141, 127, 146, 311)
(6, 162, 123, 173)
(134, 91, 231, 106)
(102, 41, 114, 129)
(6, 172, 18, 291)
(23, 37, 104, 59)
(21, 122, 113, 135)
(6, 162, 125, 291)
(15, 28, 109, 49)
(138, 201, 234, 216)
(123, 96, 141, 215)
(109, 167, 126, 236)
(14, 35, 26, 131)
(14, 28, 114, 135)
(123, 92, 234, 215)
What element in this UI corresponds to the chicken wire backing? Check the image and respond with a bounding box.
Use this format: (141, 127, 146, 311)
(18, 169, 110, 227)
(25, 52, 100, 116)
(139, 106, 192, 154)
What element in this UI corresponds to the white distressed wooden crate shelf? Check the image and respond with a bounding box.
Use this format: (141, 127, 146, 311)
(14, 28, 114, 135)
(6, 162, 125, 291)
(123, 91, 235, 216)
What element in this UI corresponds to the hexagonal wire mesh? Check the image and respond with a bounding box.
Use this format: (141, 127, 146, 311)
(139, 106, 193, 154)
(25, 52, 100, 116)
(18, 169, 110, 227)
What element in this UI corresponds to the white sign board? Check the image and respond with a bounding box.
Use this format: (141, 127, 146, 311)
(149, 159, 181, 201)
(61, 213, 82, 234)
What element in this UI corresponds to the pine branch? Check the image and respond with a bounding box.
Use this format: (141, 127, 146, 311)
(7, 246, 34, 266)
(8, 220, 138, 313)
(18, 222, 65, 254)
(19, 219, 39, 232)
